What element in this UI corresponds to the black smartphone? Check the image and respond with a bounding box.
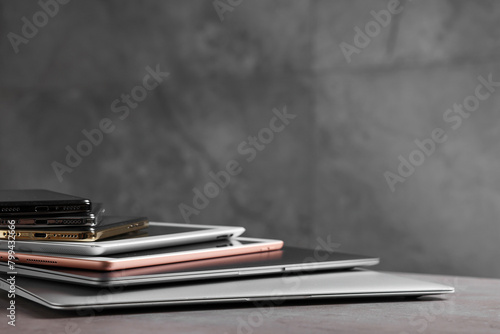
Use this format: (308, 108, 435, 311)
(0, 203, 104, 228)
(0, 189, 91, 216)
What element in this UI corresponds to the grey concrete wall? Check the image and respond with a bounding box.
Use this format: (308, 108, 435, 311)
(1, 0, 499, 278)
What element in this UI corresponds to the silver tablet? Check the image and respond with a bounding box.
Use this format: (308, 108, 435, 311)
(0, 222, 245, 256)
(0, 269, 454, 310)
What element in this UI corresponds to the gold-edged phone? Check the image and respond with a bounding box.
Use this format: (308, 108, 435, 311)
(0, 216, 148, 242)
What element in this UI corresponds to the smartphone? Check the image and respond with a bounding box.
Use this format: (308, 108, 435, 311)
(0, 237, 284, 271)
(0, 203, 105, 228)
(0, 216, 148, 242)
(0, 189, 91, 216)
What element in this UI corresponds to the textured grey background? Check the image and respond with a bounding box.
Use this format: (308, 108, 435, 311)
(1, 0, 499, 278)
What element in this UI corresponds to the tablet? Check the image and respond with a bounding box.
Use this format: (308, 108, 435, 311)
(0, 244, 378, 286)
(0, 222, 245, 256)
(0, 269, 454, 310)
(0, 237, 283, 271)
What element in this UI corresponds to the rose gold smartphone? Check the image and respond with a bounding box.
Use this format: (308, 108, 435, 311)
(0, 237, 284, 271)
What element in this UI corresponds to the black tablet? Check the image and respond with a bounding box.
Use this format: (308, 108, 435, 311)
(0, 244, 379, 286)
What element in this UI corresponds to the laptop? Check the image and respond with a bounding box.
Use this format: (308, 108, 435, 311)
(0, 269, 454, 310)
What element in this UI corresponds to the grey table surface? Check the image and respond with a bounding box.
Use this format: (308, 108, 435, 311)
(0, 272, 499, 334)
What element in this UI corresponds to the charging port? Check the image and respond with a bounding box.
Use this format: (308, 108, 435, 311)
(34, 233, 47, 238)
(216, 234, 233, 239)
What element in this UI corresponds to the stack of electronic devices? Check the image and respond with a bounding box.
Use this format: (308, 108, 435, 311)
(0, 189, 453, 310)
